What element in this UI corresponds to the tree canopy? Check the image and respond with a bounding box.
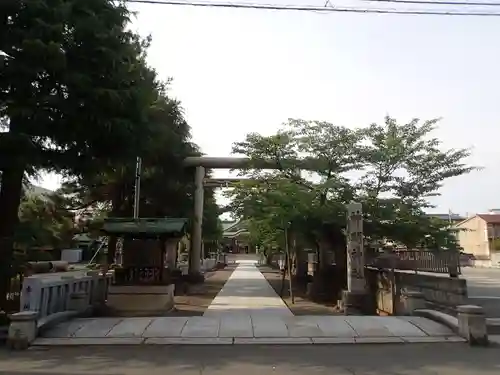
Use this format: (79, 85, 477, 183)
(14, 190, 75, 250)
(226, 117, 475, 276)
(0, 0, 222, 310)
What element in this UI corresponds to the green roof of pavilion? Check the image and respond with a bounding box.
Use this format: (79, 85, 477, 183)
(101, 218, 189, 236)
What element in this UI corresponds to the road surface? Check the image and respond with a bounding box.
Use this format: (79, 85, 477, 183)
(462, 267, 500, 317)
(0, 343, 499, 375)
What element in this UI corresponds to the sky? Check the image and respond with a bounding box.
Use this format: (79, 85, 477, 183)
(40, 0, 500, 216)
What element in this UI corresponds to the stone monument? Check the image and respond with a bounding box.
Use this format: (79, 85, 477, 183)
(342, 201, 368, 314)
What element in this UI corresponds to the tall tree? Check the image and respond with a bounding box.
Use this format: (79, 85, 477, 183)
(227, 117, 476, 297)
(358, 117, 477, 247)
(61, 91, 223, 261)
(0, 0, 158, 309)
(15, 192, 75, 250)
(231, 120, 362, 270)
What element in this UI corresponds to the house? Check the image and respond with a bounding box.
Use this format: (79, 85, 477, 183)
(454, 211, 500, 267)
(72, 233, 96, 249)
(221, 220, 252, 253)
(426, 213, 466, 224)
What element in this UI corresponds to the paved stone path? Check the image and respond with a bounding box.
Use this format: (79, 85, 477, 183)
(204, 260, 293, 317)
(34, 259, 465, 346)
(35, 314, 464, 345)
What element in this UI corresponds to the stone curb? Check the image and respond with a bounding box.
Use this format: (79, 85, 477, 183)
(31, 335, 466, 346)
(414, 309, 460, 334)
(415, 307, 489, 346)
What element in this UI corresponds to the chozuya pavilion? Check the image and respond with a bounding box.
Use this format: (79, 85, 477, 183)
(100, 217, 188, 316)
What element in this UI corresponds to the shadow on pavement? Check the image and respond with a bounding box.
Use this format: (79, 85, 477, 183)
(0, 343, 499, 375)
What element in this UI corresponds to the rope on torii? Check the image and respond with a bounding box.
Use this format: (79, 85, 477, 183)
(203, 178, 282, 188)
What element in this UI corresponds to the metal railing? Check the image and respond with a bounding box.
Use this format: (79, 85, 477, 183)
(366, 249, 461, 275)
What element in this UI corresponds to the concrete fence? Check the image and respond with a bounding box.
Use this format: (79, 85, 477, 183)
(7, 270, 113, 349)
(366, 267, 468, 316)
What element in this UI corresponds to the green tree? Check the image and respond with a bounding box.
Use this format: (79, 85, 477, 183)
(61, 91, 223, 262)
(358, 117, 476, 248)
(14, 192, 75, 250)
(227, 117, 475, 296)
(0, 0, 158, 309)
(230, 120, 362, 272)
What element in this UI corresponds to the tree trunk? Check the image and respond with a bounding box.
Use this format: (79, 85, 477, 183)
(318, 238, 330, 269)
(294, 236, 308, 285)
(333, 243, 348, 290)
(0, 165, 25, 311)
(265, 250, 273, 265)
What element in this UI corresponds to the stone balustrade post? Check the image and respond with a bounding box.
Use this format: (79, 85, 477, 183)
(457, 305, 488, 346)
(400, 289, 426, 315)
(7, 311, 38, 350)
(278, 254, 285, 271)
(68, 291, 89, 312)
(91, 276, 108, 306)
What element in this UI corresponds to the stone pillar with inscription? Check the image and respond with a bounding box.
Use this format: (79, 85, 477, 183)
(342, 201, 368, 314)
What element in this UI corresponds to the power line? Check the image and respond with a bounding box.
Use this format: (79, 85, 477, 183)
(363, 0, 500, 6)
(123, 0, 500, 16)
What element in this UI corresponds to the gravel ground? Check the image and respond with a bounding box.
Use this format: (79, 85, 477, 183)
(260, 266, 340, 315)
(169, 264, 236, 316)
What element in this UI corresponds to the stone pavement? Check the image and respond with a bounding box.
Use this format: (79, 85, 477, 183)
(204, 260, 293, 317)
(34, 259, 465, 346)
(1, 343, 499, 375)
(35, 312, 464, 345)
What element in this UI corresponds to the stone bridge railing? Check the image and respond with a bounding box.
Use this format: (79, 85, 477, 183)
(7, 270, 113, 349)
(365, 267, 468, 316)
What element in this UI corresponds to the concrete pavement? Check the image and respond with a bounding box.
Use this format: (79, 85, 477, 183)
(35, 261, 464, 345)
(1, 343, 499, 375)
(203, 260, 293, 317)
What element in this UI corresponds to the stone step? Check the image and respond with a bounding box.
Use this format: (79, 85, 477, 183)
(487, 318, 500, 334)
(33, 335, 467, 346)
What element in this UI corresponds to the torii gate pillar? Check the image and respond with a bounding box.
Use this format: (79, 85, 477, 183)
(189, 166, 205, 278)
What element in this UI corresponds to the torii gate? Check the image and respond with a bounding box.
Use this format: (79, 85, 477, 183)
(182, 156, 276, 276)
(181, 156, 366, 307)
